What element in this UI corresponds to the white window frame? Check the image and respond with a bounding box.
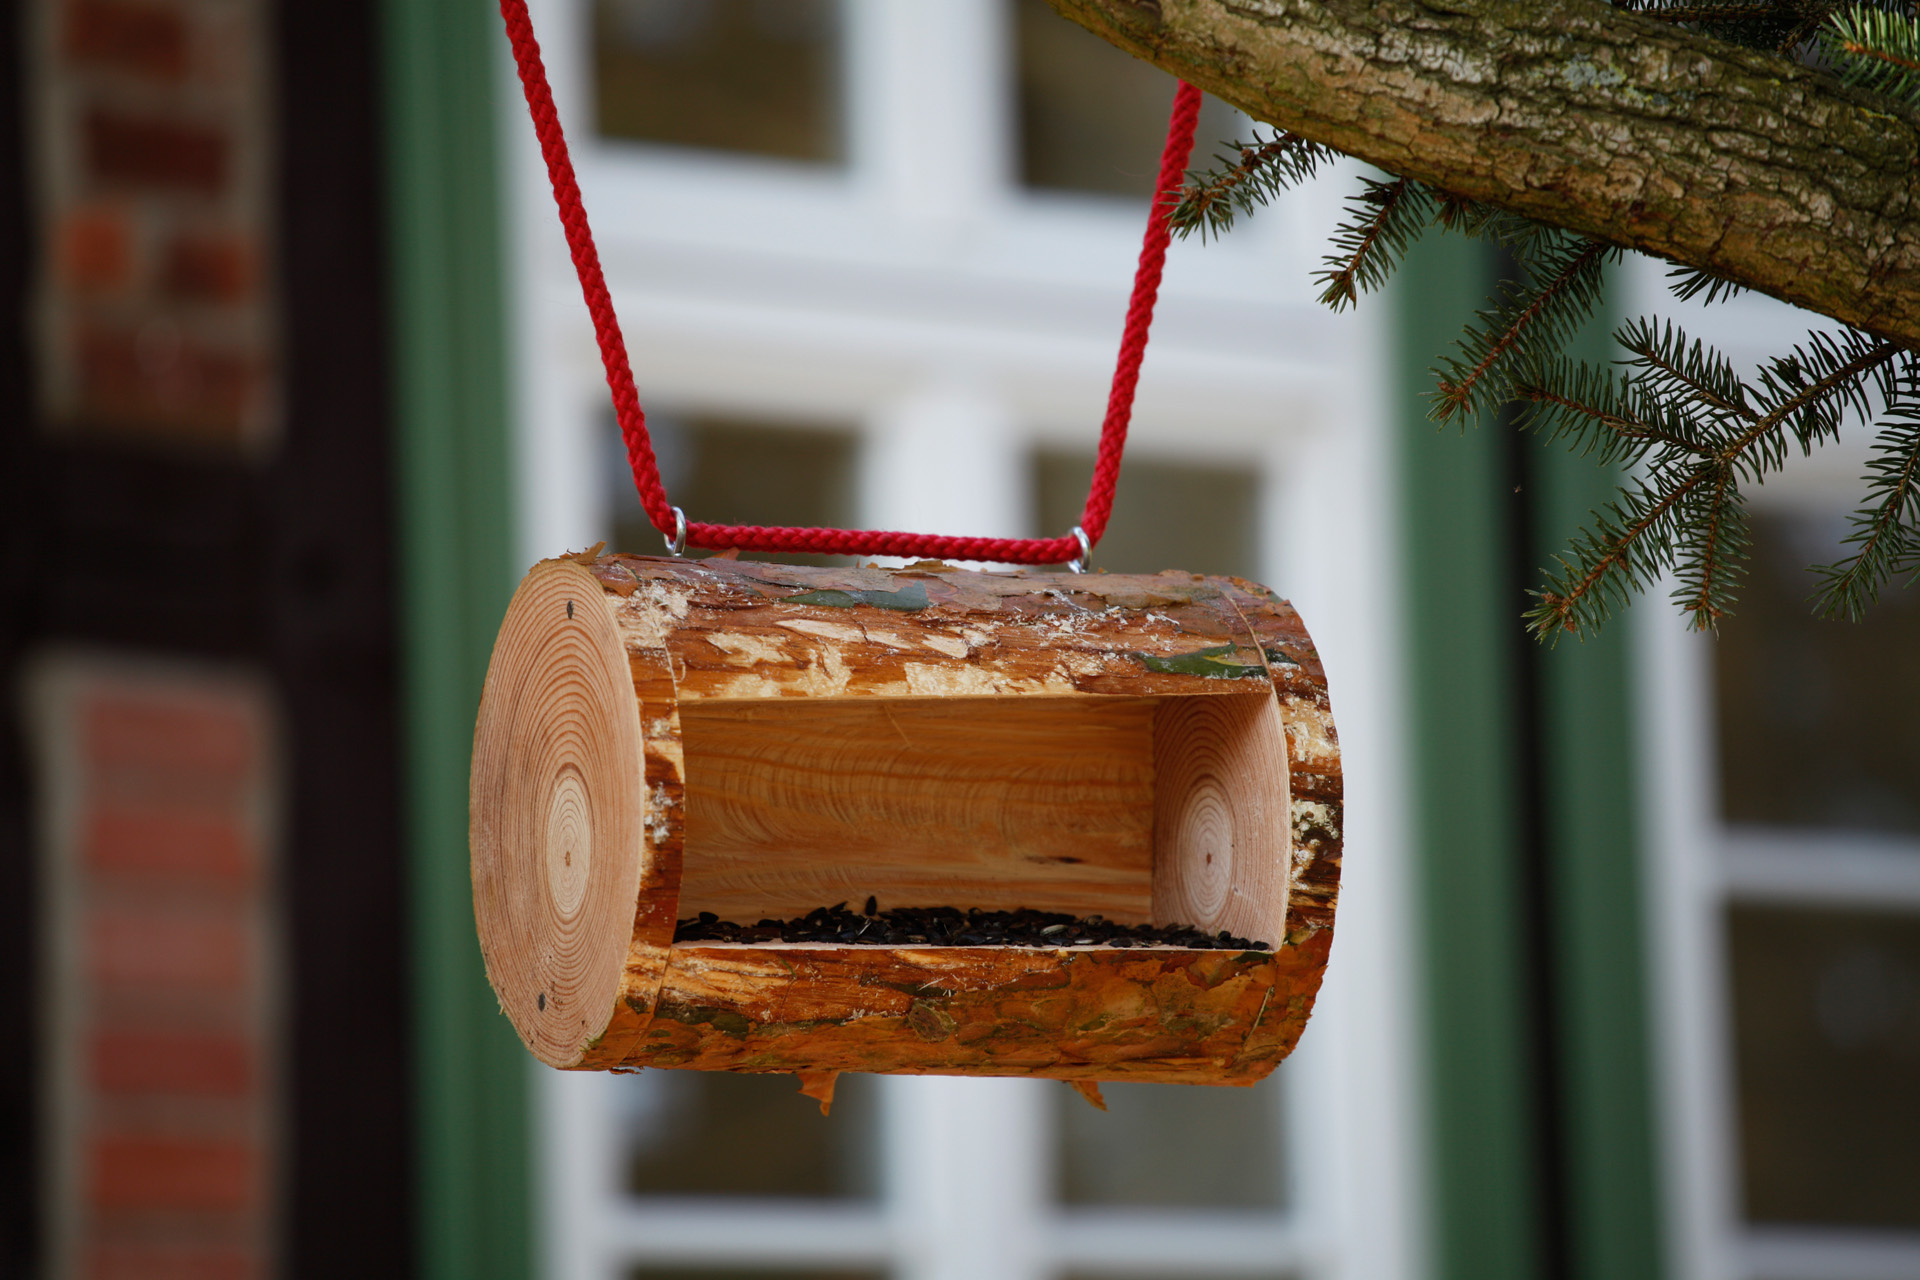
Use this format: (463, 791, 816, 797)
(1631, 260, 1920, 1280)
(501, 3, 1424, 1277)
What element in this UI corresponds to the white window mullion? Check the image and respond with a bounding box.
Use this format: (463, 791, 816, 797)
(861, 384, 1025, 543)
(1637, 602, 1748, 1280)
(850, 0, 1009, 225)
(885, 1076, 1053, 1280)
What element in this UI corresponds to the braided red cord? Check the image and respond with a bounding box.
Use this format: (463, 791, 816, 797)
(499, 0, 1200, 563)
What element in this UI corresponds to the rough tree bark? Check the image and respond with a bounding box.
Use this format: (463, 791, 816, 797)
(1047, 0, 1920, 348)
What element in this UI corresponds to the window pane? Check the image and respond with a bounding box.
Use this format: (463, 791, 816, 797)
(593, 0, 842, 161)
(1014, 0, 1241, 196)
(619, 1070, 880, 1199)
(1715, 509, 1920, 835)
(1056, 1077, 1287, 1209)
(1728, 904, 1920, 1229)
(1033, 451, 1259, 579)
(607, 413, 857, 567)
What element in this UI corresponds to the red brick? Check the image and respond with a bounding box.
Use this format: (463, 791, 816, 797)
(87, 905, 247, 992)
(58, 206, 133, 292)
(88, 1136, 257, 1211)
(73, 318, 258, 443)
(65, 0, 189, 79)
(84, 691, 257, 784)
(90, 1029, 254, 1097)
(85, 108, 228, 195)
(160, 233, 254, 303)
(85, 806, 253, 883)
(86, 1244, 259, 1280)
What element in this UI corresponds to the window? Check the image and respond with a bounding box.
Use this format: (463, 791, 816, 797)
(1058, 1079, 1288, 1211)
(1647, 491, 1920, 1279)
(1716, 511, 1920, 836)
(592, 0, 844, 161)
(551, 1065, 1302, 1278)
(527, 4, 1401, 1277)
(1713, 510, 1920, 1240)
(606, 413, 858, 566)
(621, 1071, 881, 1201)
(1727, 904, 1920, 1230)
(1012, 0, 1241, 197)
(1032, 450, 1260, 579)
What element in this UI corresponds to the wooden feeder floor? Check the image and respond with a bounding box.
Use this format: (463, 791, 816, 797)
(672, 902, 1272, 951)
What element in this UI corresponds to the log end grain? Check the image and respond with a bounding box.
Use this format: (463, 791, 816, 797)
(472, 558, 649, 1068)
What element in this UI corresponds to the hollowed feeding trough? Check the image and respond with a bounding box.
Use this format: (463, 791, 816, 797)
(471, 552, 1341, 1097)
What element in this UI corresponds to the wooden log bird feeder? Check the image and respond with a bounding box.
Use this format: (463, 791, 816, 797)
(479, 0, 1342, 1100)
(471, 552, 1342, 1094)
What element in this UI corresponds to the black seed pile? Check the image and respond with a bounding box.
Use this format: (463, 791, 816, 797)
(673, 899, 1270, 951)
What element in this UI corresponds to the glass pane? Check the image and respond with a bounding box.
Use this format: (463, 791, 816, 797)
(1056, 1077, 1287, 1209)
(619, 1070, 880, 1199)
(593, 0, 843, 161)
(1728, 904, 1920, 1229)
(1033, 450, 1259, 579)
(607, 413, 858, 567)
(1014, 0, 1241, 196)
(1716, 509, 1920, 835)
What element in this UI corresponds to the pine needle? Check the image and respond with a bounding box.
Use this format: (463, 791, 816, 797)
(1813, 405, 1920, 618)
(1524, 323, 1907, 638)
(1168, 131, 1338, 242)
(1314, 177, 1435, 311)
(1430, 237, 1619, 425)
(1666, 265, 1750, 305)
(1822, 4, 1920, 104)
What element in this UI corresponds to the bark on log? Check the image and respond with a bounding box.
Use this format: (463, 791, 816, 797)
(469, 552, 1342, 1084)
(1047, 0, 1920, 349)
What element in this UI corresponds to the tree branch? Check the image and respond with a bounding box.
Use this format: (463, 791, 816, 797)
(1045, 0, 1920, 348)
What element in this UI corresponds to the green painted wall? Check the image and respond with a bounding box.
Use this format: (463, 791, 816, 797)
(1396, 237, 1663, 1280)
(1533, 284, 1665, 1280)
(1398, 234, 1545, 1280)
(381, 0, 533, 1276)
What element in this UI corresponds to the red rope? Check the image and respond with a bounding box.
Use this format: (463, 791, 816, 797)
(498, 0, 1200, 564)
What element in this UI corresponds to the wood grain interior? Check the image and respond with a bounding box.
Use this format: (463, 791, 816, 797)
(677, 690, 1292, 939)
(1151, 691, 1290, 944)
(677, 697, 1158, 921)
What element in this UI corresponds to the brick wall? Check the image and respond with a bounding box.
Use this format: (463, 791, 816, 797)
(31, 0, 279, 449)
(31, 656, 278, 1280)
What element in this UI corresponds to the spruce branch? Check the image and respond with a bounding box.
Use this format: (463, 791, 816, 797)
(1666, 264, 1750, 305)
(1432, 195, 1557, 252)
(1314, 177, 1434, 311)
(1677, 460, 1748, 623)
(1168, 131, 1338, 242)
(1526, 324, 1904, 637)
(1751, 328, 1902, 457)
(1430, 237, 1618, 424)
(1619, 0, 1842, 52)
(1813, 405, 1920, 617)
(1081, 0, 1920, 636)
(1822, 4, 1920, 104)
(1630, 2, 1795, 23)
(1528, 469, 1706, 636)
(1619, 317, 1755, 422)
(1517, 357, 1718, 460)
